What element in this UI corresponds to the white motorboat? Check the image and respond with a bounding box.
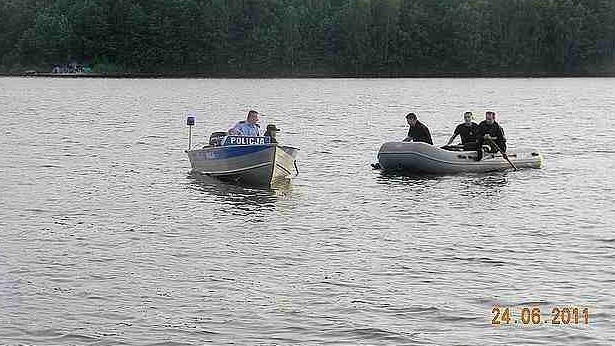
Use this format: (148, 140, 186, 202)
(187, 134, 299, 186)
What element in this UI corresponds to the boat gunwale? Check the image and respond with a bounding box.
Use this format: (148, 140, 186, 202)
(187, 143, 300, 154)
(377, 151, 541, 168)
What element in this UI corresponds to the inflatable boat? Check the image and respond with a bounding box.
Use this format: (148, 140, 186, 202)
(377, 142, 543, 174)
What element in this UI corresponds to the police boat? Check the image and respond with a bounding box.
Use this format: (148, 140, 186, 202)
(376, 141, 543, 174)
(185, 116, 299, 186)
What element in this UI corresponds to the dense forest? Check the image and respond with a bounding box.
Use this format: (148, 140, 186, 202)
(1, 0, 614, 75)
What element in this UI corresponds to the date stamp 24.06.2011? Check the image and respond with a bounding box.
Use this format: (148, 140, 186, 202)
(491, 306, 590, 326)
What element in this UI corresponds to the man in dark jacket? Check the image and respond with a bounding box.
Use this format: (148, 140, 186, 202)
(446, 111, 479, 150)
(475, 111, 506, 161)
(403, 112, 433, 145)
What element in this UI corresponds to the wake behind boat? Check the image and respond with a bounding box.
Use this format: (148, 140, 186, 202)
(377, 142, 543, 174)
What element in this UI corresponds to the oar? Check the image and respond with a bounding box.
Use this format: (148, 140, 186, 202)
(485, 136, 517, 171)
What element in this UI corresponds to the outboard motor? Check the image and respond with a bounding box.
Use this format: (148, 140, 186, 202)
(209, 131, 228, 146)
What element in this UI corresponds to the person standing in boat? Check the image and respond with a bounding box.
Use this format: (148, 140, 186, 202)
(229, 110, 262, 136)
(446, 111, 479, 150)
(403, 112, 433, 145)
(475, 111, 506, 161)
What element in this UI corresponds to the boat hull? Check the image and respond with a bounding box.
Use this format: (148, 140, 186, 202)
(187, 144, 299, 186)
(377, 142, 543, 174)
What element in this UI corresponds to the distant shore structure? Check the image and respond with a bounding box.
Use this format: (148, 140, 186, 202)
(48, 57, 93, 75)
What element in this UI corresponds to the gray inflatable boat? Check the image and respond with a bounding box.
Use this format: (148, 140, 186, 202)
(377, 142, 543, 174)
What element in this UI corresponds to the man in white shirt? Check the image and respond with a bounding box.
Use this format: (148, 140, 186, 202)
(229, 110, 262, 136)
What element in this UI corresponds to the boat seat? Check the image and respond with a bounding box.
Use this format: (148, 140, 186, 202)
(441, 144, 465, 151)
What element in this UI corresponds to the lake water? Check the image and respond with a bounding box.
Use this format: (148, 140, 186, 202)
(1, 77, 614, 345)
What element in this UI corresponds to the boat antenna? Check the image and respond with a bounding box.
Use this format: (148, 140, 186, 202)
(186, 113, 196, 150)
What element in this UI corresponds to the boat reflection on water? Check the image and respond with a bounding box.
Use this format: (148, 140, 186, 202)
(376, 170, 443, 182)
(465, 173, 509, 188)
(376, 170, 509, 186)
(375, 169, 511, 202)
(375, 169, 445, 186)
(187, 171, 294, 212)
(458, 173, 510, 199)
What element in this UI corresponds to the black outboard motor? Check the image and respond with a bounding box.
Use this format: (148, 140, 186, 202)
(209, 131, 228, 146)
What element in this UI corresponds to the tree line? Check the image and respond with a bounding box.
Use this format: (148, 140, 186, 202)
(1, 0, 614, 75)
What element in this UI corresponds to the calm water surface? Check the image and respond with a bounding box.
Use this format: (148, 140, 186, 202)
(0, 77, 614, 345)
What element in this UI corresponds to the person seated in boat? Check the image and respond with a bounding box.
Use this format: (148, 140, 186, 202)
(228, 110, 262, 136)
(263, 124, 280, 144)
(475, 111, 506, 161)
(403, 112, 433, 145)
(446, 111, 479, 150)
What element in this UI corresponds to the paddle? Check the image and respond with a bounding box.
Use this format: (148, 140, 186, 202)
(484, 136, 517, 171)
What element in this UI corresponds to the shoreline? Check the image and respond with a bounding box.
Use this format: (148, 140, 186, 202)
(3, 71, 615, 78)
